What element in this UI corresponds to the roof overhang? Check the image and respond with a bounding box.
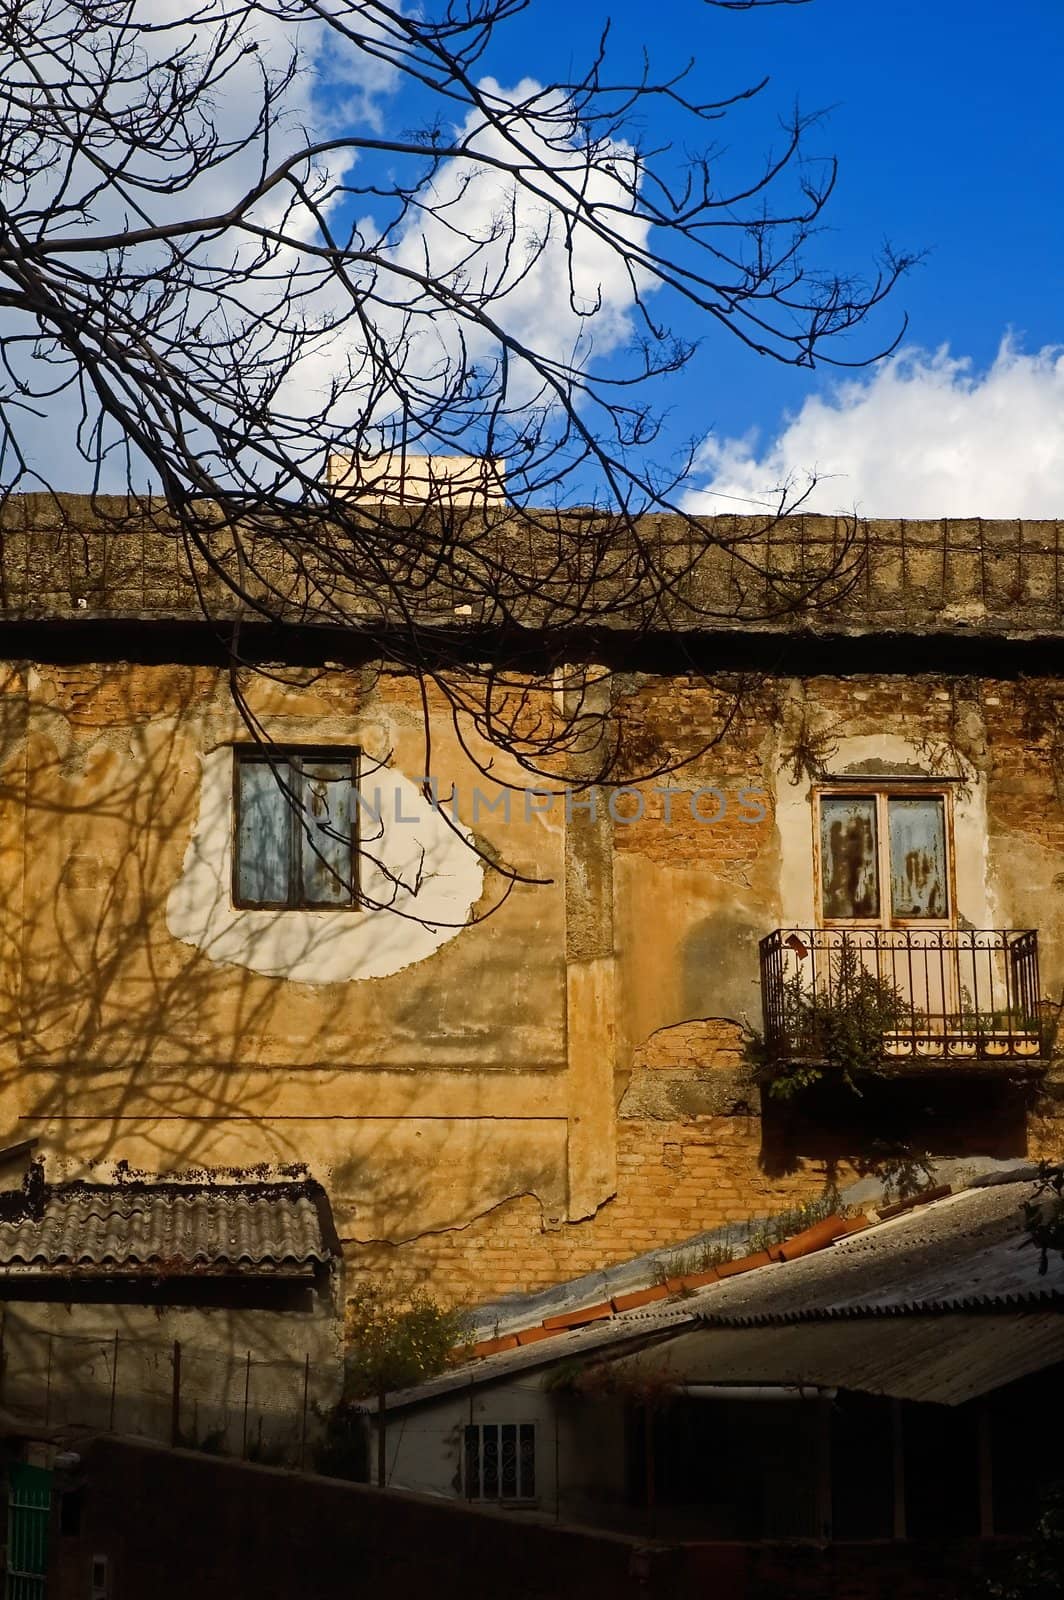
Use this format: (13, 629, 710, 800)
(608, 1313, 1064, 1406)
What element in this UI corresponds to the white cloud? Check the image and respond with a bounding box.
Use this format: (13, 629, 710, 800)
(683, 341, 1064, 518)
(390, 79, 646, 367)
(9, 5, 648, 490)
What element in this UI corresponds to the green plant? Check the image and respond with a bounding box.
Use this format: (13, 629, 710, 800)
(752, 936, 915, 1097)
(342, 1281, 472, 1486)
(344, 1283, 471, 1400)
(1023, 1161, 1064, 1276)
(654, 1231, 737, 1283)
(545, 1357, 674, 1406)
(978, 1481, 1064, 1597)
(314, 1400, 370, 1482)
(746, 1189, 842, 1253)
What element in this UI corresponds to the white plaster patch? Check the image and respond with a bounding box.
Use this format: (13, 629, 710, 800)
(166, 749, 483, 982)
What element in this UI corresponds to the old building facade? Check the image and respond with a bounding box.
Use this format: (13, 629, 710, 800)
(0, 498, 1062, 1312)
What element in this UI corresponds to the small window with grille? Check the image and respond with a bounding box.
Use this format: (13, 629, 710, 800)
(463, 1422, 536, 1502)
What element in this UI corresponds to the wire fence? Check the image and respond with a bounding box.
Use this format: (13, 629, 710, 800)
(0, 1311, 343, 1470)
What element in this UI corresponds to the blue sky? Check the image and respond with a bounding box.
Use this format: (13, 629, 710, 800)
(490, 0, 1063, 426)
(21, 1, 1064, 515)
(422, 0, 1064, 513)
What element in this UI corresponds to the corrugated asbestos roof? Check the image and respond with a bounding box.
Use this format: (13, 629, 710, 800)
(610, 1312, 1064, 1406)
(385, 1176, 1064, 1411)
(0, 1182, 335, 1275)
(469, 1156, 1033, 1342)
(691, 1180, 1057, 1326)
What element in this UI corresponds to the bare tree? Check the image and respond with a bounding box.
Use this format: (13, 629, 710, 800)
(0, 0, 912, 910)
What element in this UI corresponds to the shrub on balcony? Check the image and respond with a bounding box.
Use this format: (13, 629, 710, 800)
(750, 935, 914, 1097)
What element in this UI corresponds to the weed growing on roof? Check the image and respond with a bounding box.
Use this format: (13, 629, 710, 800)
(653, 1231, 738, 1284)
(651, 1186, 846, 1284)
(746, 1188, 842, 1253)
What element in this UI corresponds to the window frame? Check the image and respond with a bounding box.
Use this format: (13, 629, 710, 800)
(231, 745, 361, 912)
(813, 781, 957, 930)
(462, 1421, 537, 1504)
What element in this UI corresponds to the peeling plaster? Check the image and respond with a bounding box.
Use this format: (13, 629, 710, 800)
(775, 733, 995, 929)
(166, 748, 483, 982)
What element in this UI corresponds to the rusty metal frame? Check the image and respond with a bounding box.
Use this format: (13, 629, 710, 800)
(812, 783, 957, 931)
(231, 744, 361, 912)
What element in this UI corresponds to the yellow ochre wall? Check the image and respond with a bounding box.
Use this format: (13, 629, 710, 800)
(2, 653, 1063, 1309)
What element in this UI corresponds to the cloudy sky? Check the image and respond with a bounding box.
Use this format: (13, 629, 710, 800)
(428, 0, 1064, 517)
(12, 0, 1064, 516)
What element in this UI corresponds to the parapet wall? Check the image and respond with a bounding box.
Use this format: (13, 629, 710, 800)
(1, 494, 1062, 640)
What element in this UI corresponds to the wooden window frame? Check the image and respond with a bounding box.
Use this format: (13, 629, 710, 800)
(813, 782, 957, 930)
(232, 745, 361, 912)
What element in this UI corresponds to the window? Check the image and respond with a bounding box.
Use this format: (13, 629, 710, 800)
(233, 748, 359, 909)
(816, 787, 952, 926)
(463, 1423, 536, 1501)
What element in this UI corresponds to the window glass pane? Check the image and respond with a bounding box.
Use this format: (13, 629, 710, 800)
(300, 759, 354, 905)
(820, 796, 879, 919)
(237, 759, 291, 904)
(888, 797, 948, 919)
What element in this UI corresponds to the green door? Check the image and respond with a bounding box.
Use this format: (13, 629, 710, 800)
(5, 1463, 51, 1600)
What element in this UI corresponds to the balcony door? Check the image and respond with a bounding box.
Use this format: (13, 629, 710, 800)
(814, 786, 957, 1040)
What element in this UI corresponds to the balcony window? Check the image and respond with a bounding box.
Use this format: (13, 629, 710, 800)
(817, 789, 951, 925)
(233, 748, 359, 909)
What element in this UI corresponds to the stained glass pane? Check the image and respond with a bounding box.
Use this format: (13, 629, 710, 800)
(300, 759, 354, 905)
(820, 796, 879, 919)
(237, 759, 291, 904)
(888, 797, 948, 919)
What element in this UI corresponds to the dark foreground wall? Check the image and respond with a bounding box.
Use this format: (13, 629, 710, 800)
(49, 1437, 1012, 1600)
(49, 1438, 681, 1600)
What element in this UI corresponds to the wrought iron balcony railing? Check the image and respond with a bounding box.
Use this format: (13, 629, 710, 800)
(759, 927, 1045, 1066)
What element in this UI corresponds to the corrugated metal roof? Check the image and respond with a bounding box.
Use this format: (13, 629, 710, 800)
(610, 1312, 1064, 1406)
(0, 1182, 335, 1275)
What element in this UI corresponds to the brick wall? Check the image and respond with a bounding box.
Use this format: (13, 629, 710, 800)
(344, 1111, 854, 1307)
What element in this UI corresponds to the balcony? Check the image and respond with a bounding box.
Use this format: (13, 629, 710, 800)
(759, 928, 1046, 1069)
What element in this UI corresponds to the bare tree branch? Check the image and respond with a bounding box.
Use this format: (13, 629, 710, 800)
(0, 0, 913, 919)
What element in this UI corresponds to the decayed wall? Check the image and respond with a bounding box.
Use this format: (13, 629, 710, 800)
(339, 671, 1064, 1305)
(0, 1294, 341, 1456)
(0, 661, 577, 1251)
(2, 638, 1064, 1311)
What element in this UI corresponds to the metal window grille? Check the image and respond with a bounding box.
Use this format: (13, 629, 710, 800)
(463, 1423, 536, 1501)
